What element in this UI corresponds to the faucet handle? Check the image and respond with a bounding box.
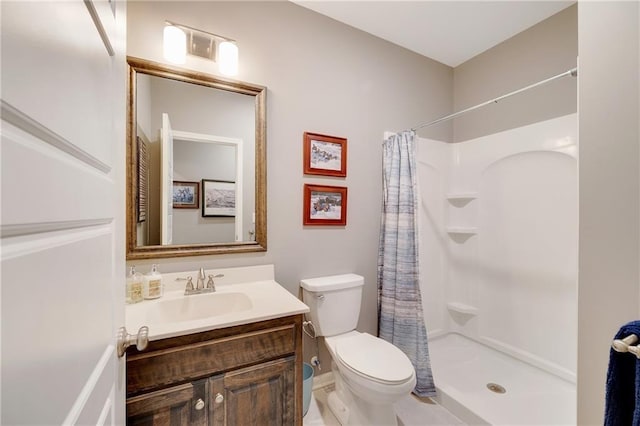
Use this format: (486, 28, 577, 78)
(206, 274, 224, 290)
(185, 276, 194, 291)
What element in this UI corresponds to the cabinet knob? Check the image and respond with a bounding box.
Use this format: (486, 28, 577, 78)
(194, 398, 205, 410)
(215, 393, 224, 404)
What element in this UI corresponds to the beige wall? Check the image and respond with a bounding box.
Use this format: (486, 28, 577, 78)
(577, 2, 640, 424)
(127, 1, 453, 367)
(452, 4, 577, 142)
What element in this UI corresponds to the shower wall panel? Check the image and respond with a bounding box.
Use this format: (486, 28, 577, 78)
(418, 113, 577, 379)
(416, 139, 450, 337)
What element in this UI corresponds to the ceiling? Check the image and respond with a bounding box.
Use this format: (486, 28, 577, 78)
(292, 1, 575, 67)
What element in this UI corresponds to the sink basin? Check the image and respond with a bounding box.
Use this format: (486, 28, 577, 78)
(146, 292, 253, 324)
(125, 265, 310, 340)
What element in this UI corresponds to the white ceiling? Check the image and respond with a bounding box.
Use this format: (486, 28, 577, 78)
(292, 1, 575, 67)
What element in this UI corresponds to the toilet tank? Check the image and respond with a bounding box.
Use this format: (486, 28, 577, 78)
(300, 274, 364, 337)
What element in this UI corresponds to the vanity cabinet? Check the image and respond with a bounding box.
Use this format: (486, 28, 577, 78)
(126, 315, 303, 426)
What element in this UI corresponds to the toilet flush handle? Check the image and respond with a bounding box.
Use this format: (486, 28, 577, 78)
(317, 294, 325, 300)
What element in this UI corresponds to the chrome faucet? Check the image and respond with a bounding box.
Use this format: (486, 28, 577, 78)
(179, 269, 223, 296)
(196, 267, 206, 290)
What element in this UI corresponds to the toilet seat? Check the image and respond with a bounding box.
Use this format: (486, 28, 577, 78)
(334, 333, 415, 385)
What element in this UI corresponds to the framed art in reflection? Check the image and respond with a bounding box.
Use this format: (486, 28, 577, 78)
(172, 181, 199, 209)
(202, 179, 236, 217)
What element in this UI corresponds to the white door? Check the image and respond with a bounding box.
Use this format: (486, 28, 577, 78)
(1, 1, 127, 424)
(161, 113, 174, 245)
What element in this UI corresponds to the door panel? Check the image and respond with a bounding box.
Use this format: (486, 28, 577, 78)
(1, 1, 126, 424)
(1, 1, 115, 165)
(1, 120, 113, 228)
(2, 231, 115, 423)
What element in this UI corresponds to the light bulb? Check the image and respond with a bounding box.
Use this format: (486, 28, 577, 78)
(218, 41, 238, 76)
(163, 25, 186, 64)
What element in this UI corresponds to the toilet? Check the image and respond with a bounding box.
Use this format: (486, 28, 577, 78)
(300, 274, 416, 426)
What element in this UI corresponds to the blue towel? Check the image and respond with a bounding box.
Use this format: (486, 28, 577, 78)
(605, 321, 640, 426)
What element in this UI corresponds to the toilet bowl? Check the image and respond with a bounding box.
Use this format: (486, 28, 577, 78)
(323, 331, 416, 425)
(300, 274, 416, 425)
(326, 331, 416, 402)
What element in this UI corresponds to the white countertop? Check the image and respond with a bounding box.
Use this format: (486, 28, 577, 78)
(126, 265, 309, 341)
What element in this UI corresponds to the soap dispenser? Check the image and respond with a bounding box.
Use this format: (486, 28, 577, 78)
(143, 264, 163, 300)
(126, 266, 144, 304)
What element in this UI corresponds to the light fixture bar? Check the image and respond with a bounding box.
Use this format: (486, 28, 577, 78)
(165, 21, 235, 44)
(164, 21, 239, 76)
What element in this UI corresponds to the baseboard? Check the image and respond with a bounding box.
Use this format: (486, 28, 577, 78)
(312, 371, 335, 391)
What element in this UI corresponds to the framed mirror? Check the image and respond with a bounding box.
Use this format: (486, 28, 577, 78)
(126, 57, 266, 259)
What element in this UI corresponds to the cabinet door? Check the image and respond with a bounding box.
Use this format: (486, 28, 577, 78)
(213, 357, 296, 426)
(127, 380, 207, 426)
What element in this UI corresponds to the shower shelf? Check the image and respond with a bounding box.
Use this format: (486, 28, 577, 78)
(446, 192, 478, 201)
(446, 302, 479, 316)
(446, 226, 477, 235)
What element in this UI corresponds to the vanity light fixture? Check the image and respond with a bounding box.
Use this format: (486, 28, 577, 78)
(163, 24, 187, 64)
(163, 21, 239, 76)
(218, 40, 239, 76)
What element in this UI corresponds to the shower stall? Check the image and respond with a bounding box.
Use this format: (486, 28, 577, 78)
(417, 112, 578, 425)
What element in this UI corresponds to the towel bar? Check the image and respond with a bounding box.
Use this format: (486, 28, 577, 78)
(612, 334, 640, 358)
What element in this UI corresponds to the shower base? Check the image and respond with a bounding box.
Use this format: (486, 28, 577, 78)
(428, 332, 576, 425)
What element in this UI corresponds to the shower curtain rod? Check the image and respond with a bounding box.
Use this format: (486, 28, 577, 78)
(411, 67, 578, 132)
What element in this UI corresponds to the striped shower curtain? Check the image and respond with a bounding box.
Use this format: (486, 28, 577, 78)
(377, 130, 435, 397)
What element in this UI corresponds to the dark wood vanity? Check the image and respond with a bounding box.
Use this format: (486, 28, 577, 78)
(125, 315, 304, 425)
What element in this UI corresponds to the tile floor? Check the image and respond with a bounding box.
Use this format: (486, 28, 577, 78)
(304, 380, 465, 426)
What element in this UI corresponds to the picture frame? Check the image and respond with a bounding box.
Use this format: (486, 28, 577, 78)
(303, 132, 347, 177)
(303, 184, 347, 226)
(172, 181, 199, 209)
(202, 179, 236, 217)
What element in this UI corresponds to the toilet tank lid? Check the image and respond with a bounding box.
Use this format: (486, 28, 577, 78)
(300, 273, 364, 291)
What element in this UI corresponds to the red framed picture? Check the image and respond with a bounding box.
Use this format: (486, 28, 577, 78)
(303, 132, 347, 177)
(303, 184, 347, 226)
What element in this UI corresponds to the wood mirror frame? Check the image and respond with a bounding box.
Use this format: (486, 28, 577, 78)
(126, 57, 266, 259)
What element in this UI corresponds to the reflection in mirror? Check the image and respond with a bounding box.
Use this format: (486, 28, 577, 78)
(127, 57, 266, 259)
